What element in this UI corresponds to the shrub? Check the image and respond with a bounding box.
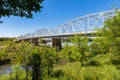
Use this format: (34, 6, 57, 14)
(51, 69, 64, 78)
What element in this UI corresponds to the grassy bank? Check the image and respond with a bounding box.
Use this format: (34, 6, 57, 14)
(47, 62, 120, 80)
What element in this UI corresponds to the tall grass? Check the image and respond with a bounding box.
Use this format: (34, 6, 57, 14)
(47, 62, 120, 80)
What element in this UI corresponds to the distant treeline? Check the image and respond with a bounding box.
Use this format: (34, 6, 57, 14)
(62, 37, 93, 42)
(0, 37, 15, 41)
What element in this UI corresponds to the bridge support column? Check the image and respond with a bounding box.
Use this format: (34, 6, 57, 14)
(52, 38, 62, 51)
(30, 38, 39, 45)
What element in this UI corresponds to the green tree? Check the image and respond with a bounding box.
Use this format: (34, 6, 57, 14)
(41, 47, 57, 76)
(61, 44, 75, 62)
(71, 35, 89, 66)
(11, 65, 23, 80)
(0, 0, 44, 18)
(16, 41, 33, 80)
(62, 35, 89, 65)
(95, 10, 120, 65)
(0, 41, 16, 65)
(28, 47, 42, 80)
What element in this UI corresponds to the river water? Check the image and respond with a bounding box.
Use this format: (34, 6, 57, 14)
(0, 65, 12, 75)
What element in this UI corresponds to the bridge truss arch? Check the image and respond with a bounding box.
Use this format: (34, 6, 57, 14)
(18, 10, 115, 40)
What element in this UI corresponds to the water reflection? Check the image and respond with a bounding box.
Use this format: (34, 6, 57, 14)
(0, 65, 12, 75)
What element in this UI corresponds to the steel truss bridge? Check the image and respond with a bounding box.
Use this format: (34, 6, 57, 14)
(18, 10, 115, 40)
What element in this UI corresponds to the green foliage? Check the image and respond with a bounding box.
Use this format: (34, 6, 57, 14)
(38, 38, 44, 43)
(41, 47, 57, 76)
(61, 44, 80, 62)
(0, 65, 27, 80)
(51, 69, 64, 78)
(62, 38, 71, 42)
(46, 62, 120, 80)
(28, 47, 42, 80)
(0, 41, 16, 65)
(0, 0, 44, 18)
(2, 11, 120, 80)
(95, 10, 120, 65)
(16, 41, 33, 65)
(15, 41, 33, 80)
(62, 34, 89, 65)
(10, 65, 25, 80)
(0, 49, 6, 61)
(0, 38, 9, 41)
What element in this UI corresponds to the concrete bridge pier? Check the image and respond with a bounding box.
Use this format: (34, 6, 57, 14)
(52, 38, 62, 51)
(30, 38, 39, 45)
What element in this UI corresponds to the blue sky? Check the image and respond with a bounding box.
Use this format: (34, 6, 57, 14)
(0, 0, 120, 37)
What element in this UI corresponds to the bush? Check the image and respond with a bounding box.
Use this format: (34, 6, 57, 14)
(51, 69, 64, 78)
(47, 62, 120, 80)
(88, 60, 100, 66)
(111, 59, 120, 65)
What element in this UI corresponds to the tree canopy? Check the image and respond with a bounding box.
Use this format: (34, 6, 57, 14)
(0, 0, 44, 18)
